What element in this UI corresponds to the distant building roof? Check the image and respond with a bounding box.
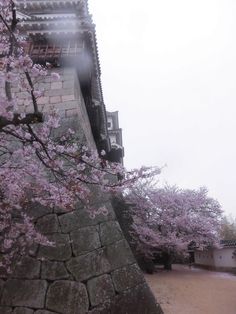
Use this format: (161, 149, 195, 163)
(220, 240, 236, 247)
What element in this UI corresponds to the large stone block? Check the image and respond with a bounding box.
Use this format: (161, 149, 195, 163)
(28, 243, 39, 257)
(51, 117, 86, 154)
(51, 81, 63, 90)
(85, 186, 111, 205)
(59, 202, 115, 233)
(24, 203, 53, 221)
(45, 88, 74, 97)
(13, 308, 34, 314)
(87, 274, 115, 306)
(38, 234, 71, 261)
(110, 283, 163, 314)
(58, 211, 80, 233)
(38, 82, 51, 90)
(105, 240, 135, 271)
(0, 307, 12, 314)
(0, 279, 5, 299)
(41, 261, 69, 280)
(111, 264, 144, 292)
(66, 249, 110, 281)
(35, 311, 58, 314)
(63, 80, 74, 89)
(66, 108, 78, 118)
(62, 94, 75, 102)
(50, 96, 61, 104)
(70, 226, 101, 256)
(100, 221, 123, 246)
(38, 96, 50, 105)
(46, 281, 89, 314)
(12, 257, 40, 279)
(17, 91, 28, 99)
(1, 280, 47, 308)
(36, 214, 60, 234)
(88, 304, 111, 314)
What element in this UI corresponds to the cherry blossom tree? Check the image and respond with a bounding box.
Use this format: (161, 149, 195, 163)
(0, 0, 159, 271)
(125, 179, 222, 270)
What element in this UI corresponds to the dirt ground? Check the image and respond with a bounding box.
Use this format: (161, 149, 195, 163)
(145, 264, 236, 314)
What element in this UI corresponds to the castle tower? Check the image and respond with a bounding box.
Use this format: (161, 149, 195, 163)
(0, 1, 163, 313)
(17, 0, 110, 153)
(107, 111, 124, 165)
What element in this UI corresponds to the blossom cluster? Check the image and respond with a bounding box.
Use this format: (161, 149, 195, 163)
(126, 179, 222, 259)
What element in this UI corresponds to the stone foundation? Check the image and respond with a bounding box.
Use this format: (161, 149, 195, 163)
(0, 201, 163, 313)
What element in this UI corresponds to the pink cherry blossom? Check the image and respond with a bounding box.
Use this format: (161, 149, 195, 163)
(125, 178, 222, 269)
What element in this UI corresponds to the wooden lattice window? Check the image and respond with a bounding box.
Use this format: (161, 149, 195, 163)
(27, 39, 84, 60)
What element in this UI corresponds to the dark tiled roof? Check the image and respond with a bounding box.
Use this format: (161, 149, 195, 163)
(220, 240, 236, 247)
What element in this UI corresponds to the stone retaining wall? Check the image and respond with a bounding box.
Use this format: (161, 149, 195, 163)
(12, 68, 96, 151)
(0, 69, 163, 314)
(0, 199, 163, 313)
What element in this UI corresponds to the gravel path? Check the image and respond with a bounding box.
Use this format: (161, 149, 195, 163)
(145, 264, 236, 314)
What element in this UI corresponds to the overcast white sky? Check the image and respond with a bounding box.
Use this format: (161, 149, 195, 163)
(89, 0, 236, 217)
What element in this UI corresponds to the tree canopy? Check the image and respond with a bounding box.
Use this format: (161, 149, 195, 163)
(125, 179, 222, 269)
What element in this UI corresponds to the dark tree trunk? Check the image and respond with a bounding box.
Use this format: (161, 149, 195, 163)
(163, 252, 173, 270)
